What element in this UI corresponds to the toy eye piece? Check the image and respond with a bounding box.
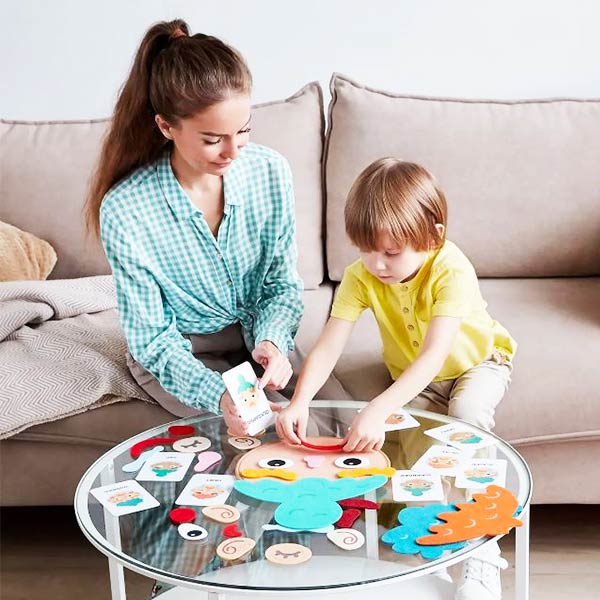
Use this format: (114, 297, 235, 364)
(177, 523, 208, 541)
(334, 456, 370, 469)
(258, 457, 294, 469)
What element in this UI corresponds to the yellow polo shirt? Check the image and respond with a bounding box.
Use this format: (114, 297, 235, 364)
(331, 240, 516, 381)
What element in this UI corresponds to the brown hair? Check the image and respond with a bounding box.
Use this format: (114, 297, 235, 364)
(85, 19, 252, 235)
(345, 158, 447, 252)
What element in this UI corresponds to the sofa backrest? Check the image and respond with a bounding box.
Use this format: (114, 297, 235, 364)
(0, 82, 325, 289)
(325, 74, 600, 279)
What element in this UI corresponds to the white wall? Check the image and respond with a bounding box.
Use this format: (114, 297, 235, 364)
(2, 0, 600, 120)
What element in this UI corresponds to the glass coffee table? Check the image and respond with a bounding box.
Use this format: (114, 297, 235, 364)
(74, 400, 532, 600)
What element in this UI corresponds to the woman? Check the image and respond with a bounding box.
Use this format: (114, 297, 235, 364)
(86, 19, 303, 435)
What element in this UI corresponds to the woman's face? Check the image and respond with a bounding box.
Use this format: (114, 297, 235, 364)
(157, 93, 251, 176)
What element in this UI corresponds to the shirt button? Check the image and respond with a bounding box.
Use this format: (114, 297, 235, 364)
(407, 324, 415, 331)
(227, 280, 233, 286)
(402, 285, 409, 291)
(402, 307, 409, 313)
(412, 341, 419, 348)
(217, 253, 223, 260)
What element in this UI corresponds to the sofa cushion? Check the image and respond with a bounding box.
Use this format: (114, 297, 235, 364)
(325, 74, 600, 280)
(331, 277, 600, 445)
(0, 220, 57, 281)
(0, 82, 325, 288)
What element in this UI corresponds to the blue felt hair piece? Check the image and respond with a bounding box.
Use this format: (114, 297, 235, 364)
(234, 475, 387, 530)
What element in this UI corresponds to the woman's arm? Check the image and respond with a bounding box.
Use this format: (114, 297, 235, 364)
(101, 209, 227, 414)
(276, 317, 354, 444)
(343, 315, 461, 452)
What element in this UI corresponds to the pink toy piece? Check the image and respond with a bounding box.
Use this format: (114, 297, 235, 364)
(194, 451, 222, 473)
(304, 455, 325, 469)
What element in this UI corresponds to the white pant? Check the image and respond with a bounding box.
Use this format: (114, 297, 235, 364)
(408, 351, 513, 432)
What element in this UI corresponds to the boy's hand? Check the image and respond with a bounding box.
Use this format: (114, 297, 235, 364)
(252, 340, 293, 391)
(276, 402, 310, 446)
(343, 406, 386, 452)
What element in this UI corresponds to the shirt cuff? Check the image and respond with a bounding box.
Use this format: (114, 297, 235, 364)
(254, 327, 293, 355)
(195, 370, 227, 415)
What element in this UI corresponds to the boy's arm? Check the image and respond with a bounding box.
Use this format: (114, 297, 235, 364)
(277, 317, 355, 444)
(344, 316, 461, 452)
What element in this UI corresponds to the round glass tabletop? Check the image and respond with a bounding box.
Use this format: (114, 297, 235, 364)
(74, 401, 532, 593)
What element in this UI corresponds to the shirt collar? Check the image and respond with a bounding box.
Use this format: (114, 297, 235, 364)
(156, 150, 244, 221)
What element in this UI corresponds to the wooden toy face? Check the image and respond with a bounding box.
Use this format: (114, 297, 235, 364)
(235, 437, 391, 480)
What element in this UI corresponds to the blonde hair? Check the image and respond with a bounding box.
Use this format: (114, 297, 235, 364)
(345, 158, 447, 251)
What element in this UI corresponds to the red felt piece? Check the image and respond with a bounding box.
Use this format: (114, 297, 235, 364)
(300, 439, 346, 452)
(168, 425, 196, 436)
(339, 499, 380, 510)
(169, 507, 197, 525)
(130, 437, 178, 458)
(335, 508, 361, 529)
(223, 523, 244, 538)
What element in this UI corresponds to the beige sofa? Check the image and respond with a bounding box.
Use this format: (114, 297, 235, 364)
(1, 74, 599, 506)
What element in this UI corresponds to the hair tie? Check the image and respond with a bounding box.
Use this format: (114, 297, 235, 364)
(170, 28, 186, 40)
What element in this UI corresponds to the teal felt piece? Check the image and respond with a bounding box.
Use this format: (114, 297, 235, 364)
(234, 475, 387, 530)
(381, 504, 467, 560)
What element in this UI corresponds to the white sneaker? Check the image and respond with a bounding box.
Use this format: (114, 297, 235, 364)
(454, 542, 508, 600)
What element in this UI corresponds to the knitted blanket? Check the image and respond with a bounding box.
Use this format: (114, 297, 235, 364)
(0, 276, 151, 439)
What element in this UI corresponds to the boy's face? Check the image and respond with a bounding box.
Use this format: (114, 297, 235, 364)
(359, 233, 428, 284)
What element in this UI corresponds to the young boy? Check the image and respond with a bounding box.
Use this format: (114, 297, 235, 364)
(277, 158, 516, 600)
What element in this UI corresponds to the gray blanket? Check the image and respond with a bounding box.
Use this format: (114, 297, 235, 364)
(0, 276, 151, 439)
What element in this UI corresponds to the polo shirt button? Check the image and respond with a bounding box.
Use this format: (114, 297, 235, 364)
(402, 307, 409, 313)
(407, 324, 415, 331)
(217, 253, 223, 260)
(412, 341, 419, 347)
(402, 285, 408, 291)
(227, 280, 233, 286)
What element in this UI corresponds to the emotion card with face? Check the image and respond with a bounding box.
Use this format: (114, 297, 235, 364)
(135, 451, 194, 482)
(222, 362, 275, 436)
(424, 423, 496, 451)
(392, 471, 445, 502)
(175, 474, 236, 507)
(90, 480, 160, 516)
(454, 459, 508, 490)
(412, 445, 471, 477)
(383, 409, 420, 432)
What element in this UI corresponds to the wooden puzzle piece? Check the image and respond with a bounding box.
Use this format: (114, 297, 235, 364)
(172, 436, 211, 453)
(201, 504, 240, 524)
(327, 528, 365, 551)
(265, 543, 312, 565)
(217, 537, 255, 561)
(177, 523, 208, 541)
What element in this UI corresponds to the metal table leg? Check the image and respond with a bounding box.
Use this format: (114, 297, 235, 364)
(100, 464, 127, 600)
(515, 506, 530, 600)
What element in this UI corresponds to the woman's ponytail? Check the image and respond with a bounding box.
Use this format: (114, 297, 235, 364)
(86, 19, 251, 236)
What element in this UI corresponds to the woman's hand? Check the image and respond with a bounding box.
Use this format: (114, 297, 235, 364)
(276, 402, 310, 445)
(252, 340, 293, 391)
(220, 391, 249, 436)
(343, 405, 387, 453)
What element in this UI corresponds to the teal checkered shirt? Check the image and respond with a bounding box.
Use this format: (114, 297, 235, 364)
(100, 143, 303, 414)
